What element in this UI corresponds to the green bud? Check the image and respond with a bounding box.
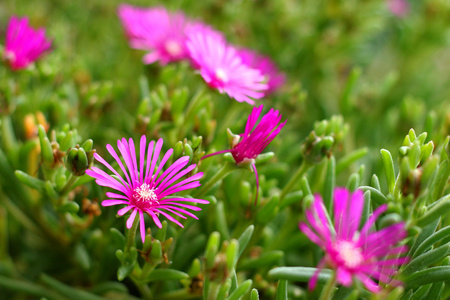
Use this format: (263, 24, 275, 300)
(184, 143, 193, 159)
(192, 136, 203, 150)
(173, 141, 184, 160)
(81, 139, 94, 152)
(65, 146, 90, 176)
(150, 240, 163, 263)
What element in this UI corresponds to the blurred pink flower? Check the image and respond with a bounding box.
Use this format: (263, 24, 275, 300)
(203, 105, 285, 203)
(186, 31, 268, 104)
(299, 188, 408, 293)
(118, 4, 223, 65)
(4, 16, 52, 70)
(86, 136, 208, 243)
(388, 0, 410, 17)
(238, 48, 285, 94)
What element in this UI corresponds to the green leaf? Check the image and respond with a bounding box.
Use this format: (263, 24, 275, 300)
(145, 269, 189, 281)
(336, 147, 368, 175)
(413, 225, 450, 257)
(358, 186, 387, 204)
(74, 243, 90, 270)
(58, 202, 80, 214)
(404, 266, 450, 289)
(417, 195, 450, 227)
(205, 232, 220, 268)
(408, 218, 440, 257)
(226, 239, 239, 271)
(216, 201, 230, 240)
(402, 244, 450, 275)
(251, 288, 259, 300)
(110, 228, 126, 249)
(268, 267, 332, 283)
(431, 160, 450, 200)
(117, 264, 134, 281)
(380, 149, 396, 194)
(239, 251, 283, 269)
(226, 279, 252, 300)
(0, 275, 63, 300)
(40, 273, 104, 300)
(276, 280, 287, 300)
(15, 170, 45, 191)
(237, 225, 254, 259)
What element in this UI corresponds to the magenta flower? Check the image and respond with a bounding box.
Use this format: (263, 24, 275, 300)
(186, 31, 268, 104)
(387, 0, 409, 17)
(299, 188, 408, 293)
(203, 105, 286, 203)
(86, 136, 208, 243)
(4, 16, 52, 70)
(118, 4, 223, 66)
(238, 48, 285, 94)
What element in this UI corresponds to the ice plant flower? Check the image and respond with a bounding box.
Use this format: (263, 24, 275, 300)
(299, 188, 408, 293)
(186, 31, 268, 104)
(86, 136, 208, 243)
(203, 105, 286, 203)
(4, 16, 52, 70)
(387, 0, 409, 17)
(238, 48, 285, 94)
(118, 4, 222, 65)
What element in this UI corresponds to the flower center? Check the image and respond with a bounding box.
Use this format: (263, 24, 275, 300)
(335, 241, 364, 269)
(165, 40, 183, 56)
(215, 68, 229, 83)
(133, 183, 158, 205)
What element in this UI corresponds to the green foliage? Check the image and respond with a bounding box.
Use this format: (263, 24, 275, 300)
(0, 0, 449, 299)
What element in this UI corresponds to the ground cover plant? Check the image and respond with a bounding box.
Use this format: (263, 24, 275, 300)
(0, 0, 449, 299)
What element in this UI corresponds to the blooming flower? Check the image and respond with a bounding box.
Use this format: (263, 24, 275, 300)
(238, 48, 285, 94)
(299, 188, 408, 293)
(186, 31, 268, 104)
(387, 0, 409, 17)
(118, 4, 223, 65)
(203, 105, 286, 203)
(86, 136, 208, 243)
(4, 16, 52, 70)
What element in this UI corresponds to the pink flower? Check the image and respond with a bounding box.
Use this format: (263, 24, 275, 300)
(299, 188, 408, 293)
(203, 105, 286, 203)
(118, 4, 223, 66)
(86, 136, 208, 243)
(388, 0, 409, 17)
(238, 48, 285, 94)
(186, 31, 268, 104)
(4, 16, 52, 70)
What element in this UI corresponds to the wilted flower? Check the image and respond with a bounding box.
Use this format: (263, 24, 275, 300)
(118, 4, 222, 65)
(86, 136, 208, 243)
(186, 31, 268, 104)
(387, 0, 409, 17)
(238, 48, 285, 94)
(4, 16, 52, 70)
(203, 105, 286, 203)
(299, 188, 408, 293)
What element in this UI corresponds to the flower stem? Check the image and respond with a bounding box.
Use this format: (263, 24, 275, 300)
(193, 162, 235, 198)
(58, 174, 78, 204)
(280, 160, 311, 201)
(125, 216, 139, 254)
(319, 272, 337, 300)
